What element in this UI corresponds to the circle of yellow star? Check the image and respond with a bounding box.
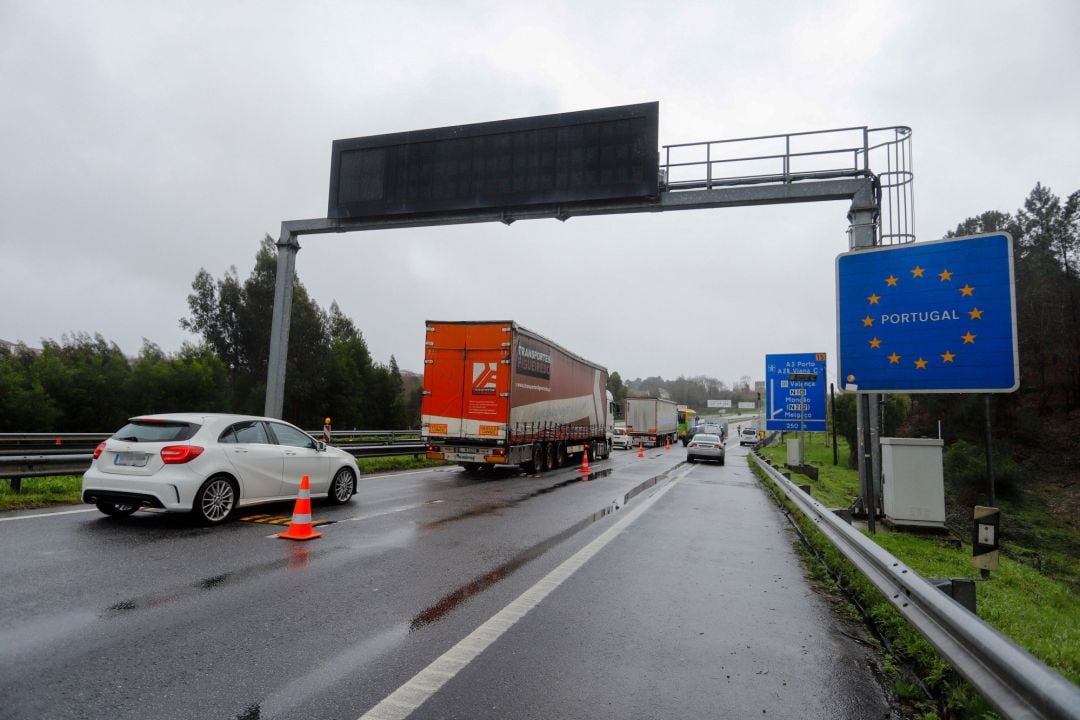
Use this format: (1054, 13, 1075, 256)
(886, 275, 898, 287)
(941, 350, 956, 363)
(914, 358, 928, 369)
(867, 293, 881, 305)
(962, 331, 977, 344)
(862, 315, 874, 327)
(911, 266, 925, 278)
(968, 307, 983, 320)
(888, 352, 901, 364)
(939, 269, 953, 281)
(960, 284, 975, 296)
(869, 337, 882, 349)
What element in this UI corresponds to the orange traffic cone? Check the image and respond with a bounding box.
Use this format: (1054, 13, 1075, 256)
(579, 446, 591, 474)
(55, 437, 62, 445)
(277, 474, 322, 541)
(637, 442, 645, 458)
(665, 436, 671, 450)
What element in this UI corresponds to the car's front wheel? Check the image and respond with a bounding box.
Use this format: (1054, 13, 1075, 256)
(193, 476, 237, 525)
(96, 501, 139, 518)
(327, 467, 356, 504)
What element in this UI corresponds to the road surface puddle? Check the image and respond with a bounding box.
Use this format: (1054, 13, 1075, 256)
(421, 468, 613, 530)
(409, 469, 657, 632)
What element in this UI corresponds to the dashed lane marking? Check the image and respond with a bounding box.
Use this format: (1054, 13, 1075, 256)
(0, 507, 98, 522)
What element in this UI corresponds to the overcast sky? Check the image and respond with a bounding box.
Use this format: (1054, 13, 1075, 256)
(2, 1, 1077, 390)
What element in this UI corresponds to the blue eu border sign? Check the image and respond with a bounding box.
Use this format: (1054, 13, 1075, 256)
(836, 233, 1018, 394)
(765, 353, 827, 432)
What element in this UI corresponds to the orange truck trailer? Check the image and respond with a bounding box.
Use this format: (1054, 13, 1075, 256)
(422, 321, 614, 473)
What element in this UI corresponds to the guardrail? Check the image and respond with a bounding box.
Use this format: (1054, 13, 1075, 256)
(750, 450, 1080, 720)
(0, 430, 428, 490)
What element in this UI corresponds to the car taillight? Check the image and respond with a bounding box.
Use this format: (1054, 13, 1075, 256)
(93, 442, 106, 459)
(161, 445, 204, 464)
(688, 442, 697, 448)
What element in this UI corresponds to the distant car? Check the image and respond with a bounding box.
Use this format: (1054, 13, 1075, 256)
(611, 427, 633, 450)
(686, 433, 725, 464)
(698, 422, 727, 440)
(81, 413, 359, 525)
(687, 422, 726, 444)
(740, 427, 759, 446)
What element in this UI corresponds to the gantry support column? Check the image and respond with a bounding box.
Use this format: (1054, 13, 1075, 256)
(264, 226, 300, 419)
(848, 179, 881, 528)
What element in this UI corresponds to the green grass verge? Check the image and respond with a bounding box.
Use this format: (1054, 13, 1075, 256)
(754, 436, 1079, 714)
(0, 476, 83, 511)
(0, 456, 454, 512)
(760, 433, 857, 509)
(354, 456, 452, 474)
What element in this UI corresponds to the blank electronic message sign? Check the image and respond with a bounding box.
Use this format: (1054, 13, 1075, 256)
(328, 102, 660, 219)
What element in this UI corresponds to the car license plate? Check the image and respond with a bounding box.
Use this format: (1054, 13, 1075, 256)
(114, 452, 149, 467)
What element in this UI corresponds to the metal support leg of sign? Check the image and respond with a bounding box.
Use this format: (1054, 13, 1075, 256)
(870, 393, 883, 515)
(984, 395, 996, 508)
(858, 393, 876, 533)
(264, 228, 300, 419)
(830, 383, 839, 466)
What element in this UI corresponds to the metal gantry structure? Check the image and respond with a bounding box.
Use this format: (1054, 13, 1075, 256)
(264, 123, 913, 418)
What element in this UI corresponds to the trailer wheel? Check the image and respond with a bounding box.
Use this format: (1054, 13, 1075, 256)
(536, 444, 547, 473)
(555, 442, 567, 469)
(543, 443, 556, 472)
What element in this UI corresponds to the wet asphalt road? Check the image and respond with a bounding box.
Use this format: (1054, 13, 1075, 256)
(0, 443, 899, 719)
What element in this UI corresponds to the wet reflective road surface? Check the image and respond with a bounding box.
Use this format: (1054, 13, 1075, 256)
(0, 444, 902, 719)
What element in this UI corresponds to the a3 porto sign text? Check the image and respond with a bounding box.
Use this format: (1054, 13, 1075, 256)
(765, 353, 827, 432)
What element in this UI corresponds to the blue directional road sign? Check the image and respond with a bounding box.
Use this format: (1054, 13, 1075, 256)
(836, 233, 1018, 393)
(765, 353, 827, 432)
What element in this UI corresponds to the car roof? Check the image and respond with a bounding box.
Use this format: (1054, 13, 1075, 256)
(127, 412, 292, 425)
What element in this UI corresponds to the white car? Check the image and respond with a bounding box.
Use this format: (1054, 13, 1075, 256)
(686, 433, 725, 464)
(611, 427, 633, 450)
(82, 413, 359, 524)
(740, 427, 759, 446)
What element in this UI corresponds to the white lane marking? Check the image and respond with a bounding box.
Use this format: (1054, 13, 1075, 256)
(357, 466, 691, 720)
(0, 507, 98, 522)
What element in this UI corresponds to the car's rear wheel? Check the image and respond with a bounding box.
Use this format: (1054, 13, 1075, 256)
(96, 501, 139, 518)
(327, 467, 355, 504)
(719, 455, 726, 466)
(193, 476, 237, 525)
(686, 456, 695, 463)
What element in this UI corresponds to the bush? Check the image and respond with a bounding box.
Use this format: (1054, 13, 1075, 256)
(943, 439, 985, 505)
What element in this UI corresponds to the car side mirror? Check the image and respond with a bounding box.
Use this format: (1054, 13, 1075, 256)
(315, 440, 327, 452)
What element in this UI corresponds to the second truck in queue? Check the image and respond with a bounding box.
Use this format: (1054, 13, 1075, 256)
(421, 321, 615, 474)
(624, 396, 679, 448)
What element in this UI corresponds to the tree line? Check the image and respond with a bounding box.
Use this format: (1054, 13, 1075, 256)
(606, 371, 759, 412)
(0, 237, 419, 432)
(3, 182, 1074, 446)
